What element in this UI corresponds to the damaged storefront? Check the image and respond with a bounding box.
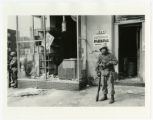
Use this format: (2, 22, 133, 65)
(8, 15, 145, 90)
(8, 15, 81, 90)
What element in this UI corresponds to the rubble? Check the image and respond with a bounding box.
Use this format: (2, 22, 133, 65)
(8, 88, 46, 97)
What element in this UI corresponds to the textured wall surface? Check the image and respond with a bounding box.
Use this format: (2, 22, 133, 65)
(86, 16, 113, 78)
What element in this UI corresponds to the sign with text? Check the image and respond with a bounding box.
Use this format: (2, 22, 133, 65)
(93, 34, 110, 46)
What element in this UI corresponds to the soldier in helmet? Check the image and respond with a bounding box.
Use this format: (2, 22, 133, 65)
(9, 51, 18, 88)
(8, 48, 12, 88)
(96, 46, 118, 104)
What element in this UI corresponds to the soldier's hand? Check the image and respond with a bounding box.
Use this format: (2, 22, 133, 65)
(97, 71, 101, 77)
(108, 61, 114, 64)
(105, 62, 110, 66)
(100, 63, 105, 67)
(102, 64, 106, 69)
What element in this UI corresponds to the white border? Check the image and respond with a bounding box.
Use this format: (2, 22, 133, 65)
(0, 1, 151, 120)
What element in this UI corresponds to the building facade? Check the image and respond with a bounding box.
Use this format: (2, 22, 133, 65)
(7, 15, 145, 90)
(79, 15, 145, 85)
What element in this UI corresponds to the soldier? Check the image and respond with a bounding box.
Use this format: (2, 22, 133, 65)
(96, 46, 118, 104)
(8, 48, 12, 88)
(9, 51, 18, 88)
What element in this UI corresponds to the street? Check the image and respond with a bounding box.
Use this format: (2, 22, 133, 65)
(7, 85, 145, 107)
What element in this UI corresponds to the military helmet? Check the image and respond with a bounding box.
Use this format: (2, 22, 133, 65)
(99, 44, 108, 51)
(10, 51, 17, 57)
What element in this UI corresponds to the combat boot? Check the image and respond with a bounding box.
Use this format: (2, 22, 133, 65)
(109, 95, 115, 104)
(100, 94, 108, 101)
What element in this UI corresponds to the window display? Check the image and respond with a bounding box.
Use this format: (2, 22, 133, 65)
(16, 15, 78, 81)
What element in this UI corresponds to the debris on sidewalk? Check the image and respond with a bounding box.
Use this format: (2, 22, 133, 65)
(127, 90, 134, 94)
(7, 85, 145, 106)
(126, 89, 145, 96)
(8, 88, 47, 97)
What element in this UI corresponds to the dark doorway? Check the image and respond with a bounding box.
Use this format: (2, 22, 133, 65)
(119, 23, 141, 79)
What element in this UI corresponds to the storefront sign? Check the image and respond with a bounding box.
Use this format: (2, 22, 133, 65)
(115, 15, 145, 23)
(93, 34, 109, 46)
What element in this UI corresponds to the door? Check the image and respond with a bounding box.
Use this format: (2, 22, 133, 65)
(118, 23, 141, 79)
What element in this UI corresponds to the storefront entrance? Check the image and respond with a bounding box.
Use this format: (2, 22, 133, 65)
(10, 15, 79, 90)
(118, 23, 141, 79)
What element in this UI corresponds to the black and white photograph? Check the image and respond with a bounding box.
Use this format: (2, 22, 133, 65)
(7, 15, 145, 106)
(1, 1, 152, 120)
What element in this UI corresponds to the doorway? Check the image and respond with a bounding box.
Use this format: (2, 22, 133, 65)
(118, 23, 141, 79)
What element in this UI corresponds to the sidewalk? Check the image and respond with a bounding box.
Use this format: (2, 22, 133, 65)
(115, 77, 145, 87)
(7, 85, 145, 107)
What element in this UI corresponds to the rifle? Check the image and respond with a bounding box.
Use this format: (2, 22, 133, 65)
(96, 71, 101, 101)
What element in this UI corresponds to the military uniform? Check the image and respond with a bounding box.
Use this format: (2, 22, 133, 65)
(96, 52, 118, 103)
(9, 52, 18, 88)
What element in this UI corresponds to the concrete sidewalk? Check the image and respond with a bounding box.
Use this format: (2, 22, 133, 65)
(7, 85, 144, 107)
